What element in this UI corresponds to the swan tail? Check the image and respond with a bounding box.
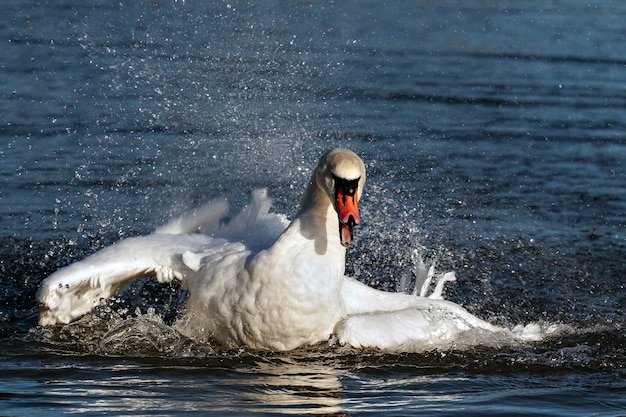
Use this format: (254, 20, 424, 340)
(37, 234, 210, 326)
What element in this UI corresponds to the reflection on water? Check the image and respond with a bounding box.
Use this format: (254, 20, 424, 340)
(241, 359, 345, 415)
(30, 355, 347, 415)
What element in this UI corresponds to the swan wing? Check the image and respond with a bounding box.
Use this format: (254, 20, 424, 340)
(38, 189, 286, 327)
(37, 234, 219, 326)
(214, 189, 289, 252)
(154, 198, 229, 235)
(337, 303, 482, 350)
(156, 188, 288, 251)
(340, 276, 425, 315)
(338, 276, 502, 350)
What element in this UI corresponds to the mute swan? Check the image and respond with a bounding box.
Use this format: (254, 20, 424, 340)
(38, 148, 509, 351)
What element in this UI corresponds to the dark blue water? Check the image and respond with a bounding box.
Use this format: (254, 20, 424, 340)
(1, 1, 625, 415)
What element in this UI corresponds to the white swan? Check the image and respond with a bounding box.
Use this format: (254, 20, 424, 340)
(38, 148, 516, 351)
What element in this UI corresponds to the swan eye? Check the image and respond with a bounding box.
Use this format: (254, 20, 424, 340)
(332, 174, 360, 197)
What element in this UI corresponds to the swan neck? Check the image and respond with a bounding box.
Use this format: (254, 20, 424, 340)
(298, 179, 331, 216)
(290, 177, 345, 256)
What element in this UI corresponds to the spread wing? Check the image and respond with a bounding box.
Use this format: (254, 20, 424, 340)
(37, 233, 219, 325)
(38, 189, 288, 326)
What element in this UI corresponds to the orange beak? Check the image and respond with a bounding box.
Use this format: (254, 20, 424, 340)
(335, 178, 360, 247)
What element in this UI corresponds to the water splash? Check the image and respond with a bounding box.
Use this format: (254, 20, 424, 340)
(29, 306, 214, 358)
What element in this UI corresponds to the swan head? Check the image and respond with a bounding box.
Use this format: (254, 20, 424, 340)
(315, 148, 366, 247)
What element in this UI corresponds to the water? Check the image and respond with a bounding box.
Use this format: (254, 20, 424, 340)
(1, 0, 625, 415)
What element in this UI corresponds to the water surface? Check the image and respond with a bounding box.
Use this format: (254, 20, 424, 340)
(1, 1, 625, 415)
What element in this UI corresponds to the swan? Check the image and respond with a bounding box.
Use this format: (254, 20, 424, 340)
(37, 148, 513, 351)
